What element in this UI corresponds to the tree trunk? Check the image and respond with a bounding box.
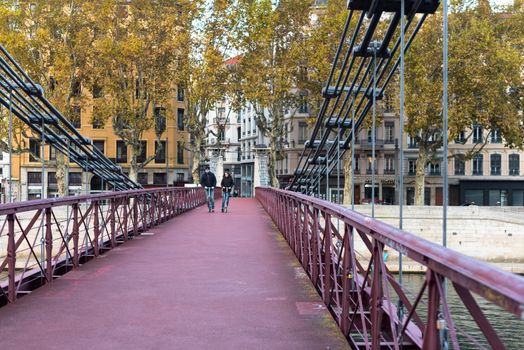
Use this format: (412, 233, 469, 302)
(191, 138, 202, 184)
(414, 147, 428, 206)
(55, 152, 68, 197)
(268, 133, 279, 188)
(343, 151, 353, 206)
(129, 145, 139, 183)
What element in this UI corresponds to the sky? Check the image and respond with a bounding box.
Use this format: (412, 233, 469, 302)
(491, 0, 514, 5)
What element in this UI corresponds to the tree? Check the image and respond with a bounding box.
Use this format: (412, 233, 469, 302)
(405, 1, 524, 205)
(0, 0, 98, 196)
(182, 0, 234, 184)
(97, 0, 198, 182)
(234, 0, 311, 187)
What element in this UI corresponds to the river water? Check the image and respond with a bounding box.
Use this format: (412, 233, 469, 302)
(398, 273, 524, 349)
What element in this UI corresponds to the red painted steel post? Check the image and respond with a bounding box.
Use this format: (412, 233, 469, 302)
(133, 196, 138, 235)
(423, 271, 442, 350)
(323, 213, 332, 305)
(72, 204, 80, 268)
(123, 197, 128, 241)
(7, 213, 16, 303)
(371, 239, 384, 350)
(301, 204, 309, 271)
(45, 208, 53, 282)
(151, 193, 156, 227)
(110, 199, 116, 248)
(142, 194, 147, 231)
(340, 226, 351, 336)
(93, 201, 100, 256)
(311, 208, 319, 286)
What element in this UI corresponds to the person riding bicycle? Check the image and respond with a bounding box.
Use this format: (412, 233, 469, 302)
(220, 171, 234, 213)
(200, 165, 217, 212)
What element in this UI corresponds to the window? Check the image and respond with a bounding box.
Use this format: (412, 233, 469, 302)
(155, 141, 166, 163)
(237, 127, 241, 141)
(70, 106, 81, 128)
(490, 128, 502, 143)
(509, 154, 520, 176)
(92, 106, 104, 129)
(137, 141, 147, 164)
(177, 141, 184, 164)
(298, 122, 308, 144)
(384, 155, 395, 174)
(408, 159, 417, 175)
(116, 141, 128, 163)
(408, 135, 418, 148)
(354, 156, 360, 173)
(71, 79, 81, 97)
(0, 152, 3, 161)
(384, 122, 394, 144)
(69, 172, 82, 186)
(27, 172, 42, 184)
(177, 85, 185, 101)
(367, 129, 377, 143)
(153, 173, 167, 185)
(217, 107, 226, 121)
(177, 108, 184, 130)
(298, 97, 308, 113)
(138, 173, 148, 185)
(29, 139, 40, 162)
(49, 146, 56, 161)
(465, 190, 483, 205)
(473, 124, 483, 143)
(490, 154, 501, 175)
(472, 154, 483, 175)
(428, 162, 441, 175)
(454, 154, 465, 175)
(92, 83, 102, 98)
(47, 172, 57, 185)
(237, 147, 241, 162)
(455, 130, 466, 144)
(154, 107, 166, 134)
(93, 140, 105, 155)
(177, 173, 184, 182)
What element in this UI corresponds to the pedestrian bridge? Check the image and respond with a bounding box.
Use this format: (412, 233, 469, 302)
(0, 188, 523, 349)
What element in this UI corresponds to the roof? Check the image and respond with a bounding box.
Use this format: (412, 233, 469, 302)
(224, 55, 242, 66)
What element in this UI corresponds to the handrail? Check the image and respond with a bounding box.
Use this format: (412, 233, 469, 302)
(256, 187, 524, 349)
(0, 187, 205, 306)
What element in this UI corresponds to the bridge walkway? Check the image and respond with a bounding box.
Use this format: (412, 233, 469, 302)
(0, 198, 349, 350)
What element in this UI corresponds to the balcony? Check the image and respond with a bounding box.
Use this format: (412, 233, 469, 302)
(383, 169, 395, 175)
(366, 169, 378, 175)
(359, 139, 385, 149)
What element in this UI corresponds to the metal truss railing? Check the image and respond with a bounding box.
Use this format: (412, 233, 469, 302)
(0, 45, 140, 191)
(0, 187, 205, 306)
(289, 0, 440, 194)
(256, 187, 524, 350)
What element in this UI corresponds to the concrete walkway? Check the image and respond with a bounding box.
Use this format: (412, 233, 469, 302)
(0, 199, 349, 350)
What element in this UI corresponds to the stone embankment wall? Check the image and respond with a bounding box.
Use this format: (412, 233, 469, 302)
(344, 205, 524, 273)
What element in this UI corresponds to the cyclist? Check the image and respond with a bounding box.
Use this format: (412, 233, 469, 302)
(220, 171, 234, 213)
(200, 165, 217, 212)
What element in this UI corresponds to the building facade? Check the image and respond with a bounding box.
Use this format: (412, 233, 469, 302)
(335, 102, 524, 206)
(15, 86, 190, 201)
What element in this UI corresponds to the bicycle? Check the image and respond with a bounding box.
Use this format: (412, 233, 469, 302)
(222, 187, 232, 213)
(204, 186, 215, 212)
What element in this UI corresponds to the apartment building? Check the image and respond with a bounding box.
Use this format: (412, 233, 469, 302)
(340, 104, 524, 206)
(15, 86, 190, 201)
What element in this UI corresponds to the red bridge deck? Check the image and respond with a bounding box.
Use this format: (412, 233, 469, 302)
(0, 199, 349, 350)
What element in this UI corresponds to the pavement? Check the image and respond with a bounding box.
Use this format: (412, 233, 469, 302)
(0, 198, 350, 350)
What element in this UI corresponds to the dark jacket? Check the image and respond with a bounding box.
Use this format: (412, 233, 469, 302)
(200, 172, 217, 187)
(221, 176, 234, 189)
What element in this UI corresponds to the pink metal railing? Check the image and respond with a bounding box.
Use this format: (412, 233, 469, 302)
(0, 187, 205, 306)
(256, 187, 524, 350)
